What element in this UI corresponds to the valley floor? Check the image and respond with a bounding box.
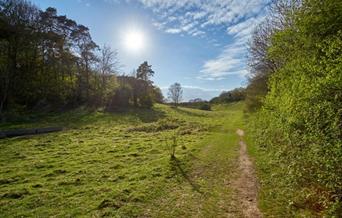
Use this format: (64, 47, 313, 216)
(0, 103, 260, 217)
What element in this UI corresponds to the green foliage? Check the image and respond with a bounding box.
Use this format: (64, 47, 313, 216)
(247, 0, 342, 216)
(245, 74, 268, 112)
(152, 86, 164, 103)
(0, 0, 115, 111)
(107, 74, 160, 110)
(136, 61, 154, 81)
(0, 1, 162, 115)
(199, 103, 211, 111)
(108, 84, 132, 109)
(139, 94, 154, 108)
(179, 100, 212, 111)
(210, 88, 246, 104)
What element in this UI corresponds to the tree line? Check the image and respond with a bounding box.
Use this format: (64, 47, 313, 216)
(246, 0, 341, 215)
(209, 87, 246, 104)
(0, 0, 163, 118)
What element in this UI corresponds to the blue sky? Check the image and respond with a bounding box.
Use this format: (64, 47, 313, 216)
(31, 0, 269, 101)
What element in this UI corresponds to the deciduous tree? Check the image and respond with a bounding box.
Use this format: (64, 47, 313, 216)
(168, 83, 182, 107)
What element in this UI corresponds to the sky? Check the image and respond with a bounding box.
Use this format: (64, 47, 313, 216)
(31, 0, 270, 101)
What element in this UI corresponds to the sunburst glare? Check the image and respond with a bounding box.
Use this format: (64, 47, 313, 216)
(122, 29, 146, 53)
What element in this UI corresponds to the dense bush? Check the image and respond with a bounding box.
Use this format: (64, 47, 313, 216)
(248, 0, 342, 215)
(179, 100, 212, 111)
(106, 74, 159, 110)
(199, 103, 211, 111)
(210, 88, 246, 104)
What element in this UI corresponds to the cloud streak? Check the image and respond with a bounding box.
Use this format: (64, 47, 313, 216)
(198, 15, 265, 80)
(198, 41, 247, 80)
(138, 0, 268, 37)
(134, 0, 268, 80)
(108, 0, 269, 80)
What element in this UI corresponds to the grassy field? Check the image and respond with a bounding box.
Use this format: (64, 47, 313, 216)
(0, 103, 245, 217)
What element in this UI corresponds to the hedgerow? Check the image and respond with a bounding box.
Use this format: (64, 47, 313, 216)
(248, 0, 342, 215)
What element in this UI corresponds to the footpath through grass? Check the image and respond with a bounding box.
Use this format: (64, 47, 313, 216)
(0, 103, 244, 217)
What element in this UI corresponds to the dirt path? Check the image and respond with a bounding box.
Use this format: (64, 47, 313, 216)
(233, 129, 262, 218)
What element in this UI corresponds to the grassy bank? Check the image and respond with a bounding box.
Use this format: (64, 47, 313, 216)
(245, 133, 294, 217)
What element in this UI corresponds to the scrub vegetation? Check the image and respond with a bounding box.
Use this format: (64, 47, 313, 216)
(245, 0, 342, 216)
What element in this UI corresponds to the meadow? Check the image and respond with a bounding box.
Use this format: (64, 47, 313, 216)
(0, 103, 244, 217)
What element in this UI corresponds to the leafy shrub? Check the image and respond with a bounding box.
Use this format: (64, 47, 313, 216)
(107, 86, 132, 110)
(247, 0, 342, 215)
(210, 88, 246, 104)
(139, 95, 153, 108)
(199, 103, 211, 111)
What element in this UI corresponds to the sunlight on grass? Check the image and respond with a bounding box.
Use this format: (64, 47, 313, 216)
(0, 103, 245, 217)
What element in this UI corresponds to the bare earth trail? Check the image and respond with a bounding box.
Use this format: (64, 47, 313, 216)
(144, 105, 263, 217)
(233, 129, 262, 218)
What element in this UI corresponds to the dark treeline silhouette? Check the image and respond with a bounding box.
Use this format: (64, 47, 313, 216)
(0, 0, 162, 118)
(108, 64, 163, 110)
(175, 87, 246, 111)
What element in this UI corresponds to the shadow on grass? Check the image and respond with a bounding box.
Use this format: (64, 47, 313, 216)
(188, 153, 204, 161)
(115, 107, 166, 123)
(169, 157, 203, 194)
(0, 106, 167, 130)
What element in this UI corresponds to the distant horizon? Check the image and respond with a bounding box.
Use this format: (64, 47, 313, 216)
(31, 0, 269, 101)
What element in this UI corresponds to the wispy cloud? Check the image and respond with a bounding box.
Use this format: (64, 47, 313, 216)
(137, 0, 268, 37)
(227, 15, 265, 41)
(198, 40, 248, 80)
(165, 28, 182, 34)
(198, 15, 265, 80)
(78, 0, 91, 7)
(108, 0, 268, 80)
(135, 0, 268, 80)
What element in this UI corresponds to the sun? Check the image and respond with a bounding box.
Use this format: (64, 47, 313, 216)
(123, 29, 145, 53)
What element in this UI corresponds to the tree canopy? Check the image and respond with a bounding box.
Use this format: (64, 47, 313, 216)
(0, 0, 163, 117)
(210, 88, 246, 104)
